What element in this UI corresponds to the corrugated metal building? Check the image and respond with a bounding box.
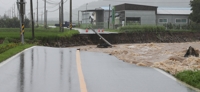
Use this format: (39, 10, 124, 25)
(157, 8, 191, 25)
(115, 3, 157, 25)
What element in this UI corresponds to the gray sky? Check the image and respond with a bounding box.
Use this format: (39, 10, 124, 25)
(0, 0, 97, 18)
(0, 0, 190, 22)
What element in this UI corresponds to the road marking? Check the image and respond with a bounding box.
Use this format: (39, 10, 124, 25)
(0, 46, 35, 68)
(154, 68, 176, 81)
(76, 50, 88, 92)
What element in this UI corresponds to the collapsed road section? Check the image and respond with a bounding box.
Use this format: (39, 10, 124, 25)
(91, 28, 112, 48)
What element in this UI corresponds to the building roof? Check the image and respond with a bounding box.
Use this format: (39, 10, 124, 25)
(114, 3, 157, 11)
(81, 7, 110, 12)
(157, 8, 192, 15)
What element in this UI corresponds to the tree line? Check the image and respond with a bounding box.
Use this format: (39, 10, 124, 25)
(0, 15, 30, 28)
(190, 0, 200, 24)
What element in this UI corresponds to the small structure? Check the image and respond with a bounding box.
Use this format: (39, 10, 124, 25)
(81, 7, 111, 29)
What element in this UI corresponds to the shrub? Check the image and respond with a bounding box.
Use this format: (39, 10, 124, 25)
(175, 70, 200, 89)
(0, 43, 18, 54)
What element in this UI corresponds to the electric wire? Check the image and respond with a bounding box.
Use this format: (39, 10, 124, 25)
(48, 8, 59, 12)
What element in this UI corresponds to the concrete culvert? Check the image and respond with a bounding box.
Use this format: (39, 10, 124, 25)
(184, 46, 199, 57)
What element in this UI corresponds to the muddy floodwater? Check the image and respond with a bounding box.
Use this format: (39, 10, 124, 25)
(72, 42, 200, 75)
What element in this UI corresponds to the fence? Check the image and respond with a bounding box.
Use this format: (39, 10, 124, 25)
(79, 21, 200, 31)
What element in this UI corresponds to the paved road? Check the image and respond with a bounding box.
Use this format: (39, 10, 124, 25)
(0, 46, 198, 92)
(73, 28, 118, 34)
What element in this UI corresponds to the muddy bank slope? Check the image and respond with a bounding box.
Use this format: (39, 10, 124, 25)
(1, 31, 200, 46)
(39, 31, 200, 47)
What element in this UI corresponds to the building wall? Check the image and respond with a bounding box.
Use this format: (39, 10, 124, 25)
(82, 12, 91, 24)
(95, 11, 104, 28)
(103, 11, 112, 29)
(96, 11, 104, 23)
(157, 14, 189, 25)
(125, 10, 156, 25)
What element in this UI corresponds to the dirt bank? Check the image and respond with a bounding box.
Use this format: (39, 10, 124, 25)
(71, 42, 200, 75)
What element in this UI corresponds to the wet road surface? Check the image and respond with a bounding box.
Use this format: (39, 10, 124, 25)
(0, 46, 198, 92)
(73, 28, 118, 34)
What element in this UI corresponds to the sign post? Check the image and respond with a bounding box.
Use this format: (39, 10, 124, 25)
(112, 6, 115, 29)
(17, 0, 26, 44)
(21, 24, 25, 43)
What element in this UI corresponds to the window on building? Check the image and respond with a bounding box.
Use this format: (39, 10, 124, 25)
(159, 18, 168, 23)
(175, 19, 187, 23)
(126, 17, 141, 25)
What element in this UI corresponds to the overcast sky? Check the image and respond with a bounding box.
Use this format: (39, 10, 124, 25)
(0, 0, 190, 22)
(0, 0, 97, 18)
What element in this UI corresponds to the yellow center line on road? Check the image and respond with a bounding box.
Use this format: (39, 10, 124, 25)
(76, 50, 88, 92)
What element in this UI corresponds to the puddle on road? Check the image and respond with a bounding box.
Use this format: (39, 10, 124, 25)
(73, 42, 200, 75)
(0, 47, 76, 92)
(19, 52, 25, 92)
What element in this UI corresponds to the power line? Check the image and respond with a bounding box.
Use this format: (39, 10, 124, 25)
(48, 8, 59, 12)
(105, 0, 189, 3)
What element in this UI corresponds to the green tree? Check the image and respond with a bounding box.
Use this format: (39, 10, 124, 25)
(189, 0, 200, 23)
(24, 18, 30, 28)
(0, 16, 29, 28)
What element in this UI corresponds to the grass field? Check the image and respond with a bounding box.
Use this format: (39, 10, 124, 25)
(0, 28, 79, 39)
(176, 70, 200, 89)
(0, 43, 34, 63)
(0, 28, 79, 63)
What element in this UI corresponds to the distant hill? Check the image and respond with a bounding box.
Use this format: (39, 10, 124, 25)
(67, 0, 191, 22)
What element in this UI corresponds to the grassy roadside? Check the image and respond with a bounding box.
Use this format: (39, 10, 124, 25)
(0, 28, 79, 63)
(0, 28, 79, 39)
(104, 25, 196, 33)
(0, 43, 34, 63)
(175, 70, 200, 89)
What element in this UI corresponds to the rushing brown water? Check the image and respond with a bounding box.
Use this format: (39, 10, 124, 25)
(71, 42, 200, 75)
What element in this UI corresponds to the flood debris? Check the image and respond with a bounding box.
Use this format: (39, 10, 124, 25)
(97, 38, 112, 48)
(184, 46, 199, 57)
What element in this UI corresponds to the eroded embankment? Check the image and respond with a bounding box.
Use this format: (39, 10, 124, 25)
(1, 31, 200, 46)
(40, 31, 200, 47)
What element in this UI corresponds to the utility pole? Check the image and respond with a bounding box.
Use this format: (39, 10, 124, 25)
(11, 9, 12, 18)
(17, 0, 26, 44)
(9, 9, 11, 18)
(59, 4, 61, 32)
(70, 0, 72, 30)
(41, 11, 43, 24)
(37, 0, 38, 27)
(108, 4, 110, 29)
(12, 7, 13, 18)
(78, 10, 79, 27)
(61, 0, 63, 32)
(46, 10, 48, 27)
(14, 4, 16, 17)
(12, 5, 14, 18)
(44, 0, 47, 28)
(30, 0, 34, 39)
